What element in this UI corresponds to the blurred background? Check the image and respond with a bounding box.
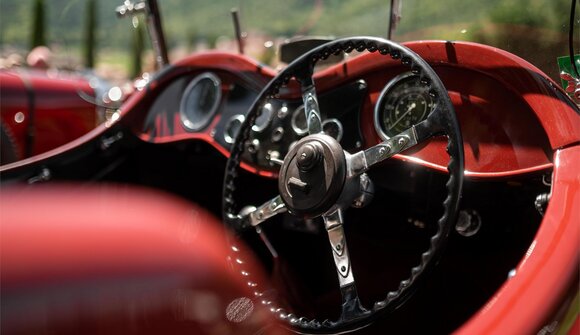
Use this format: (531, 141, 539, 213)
(0, 0, 572, 84)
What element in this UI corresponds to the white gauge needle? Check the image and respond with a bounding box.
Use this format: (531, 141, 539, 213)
(388, 102, 416, 130)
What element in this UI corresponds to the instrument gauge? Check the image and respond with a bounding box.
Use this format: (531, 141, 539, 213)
(180, 72, 221, 132)
(252, 102, 274, 132)
(374, 73, 434, 140)
(322, 118, 343, 142)
(291, 105, 308, 135)
(224, 114, 245, 144)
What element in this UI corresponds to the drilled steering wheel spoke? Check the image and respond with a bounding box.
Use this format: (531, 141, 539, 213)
(294, 67, 323, 135)
(323, 209, 369, 322)
(242, 195, 287, 227)
(302, 85, 323, 134)
(348, 120, 434, 177)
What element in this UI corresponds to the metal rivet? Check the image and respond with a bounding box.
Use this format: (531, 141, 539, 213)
(340, 266, 346, 272)
(14, 111, 25, 123)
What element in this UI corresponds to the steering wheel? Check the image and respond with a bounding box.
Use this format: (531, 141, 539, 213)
(223, 37, 464, 333)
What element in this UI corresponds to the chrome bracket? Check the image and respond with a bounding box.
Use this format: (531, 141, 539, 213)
(245, 195, 287, 227)
(302, 85, 322, 134)
(323, 209, 354, 287)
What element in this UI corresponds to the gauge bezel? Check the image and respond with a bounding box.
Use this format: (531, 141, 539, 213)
(224, 114, 246, 144)
(252, 102, 274, 133)
(373, 72, 433, 140)
(291, 105, 308, 135)
(322, 118, 344, 142)
(180, 72, 222, 132)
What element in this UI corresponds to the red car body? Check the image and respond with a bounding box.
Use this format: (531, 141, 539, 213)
(1, 42, 580, 334)
(0, 70, 99, 164)
(0, 11, 578, 332)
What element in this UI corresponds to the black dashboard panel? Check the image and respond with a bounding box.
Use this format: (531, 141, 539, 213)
(144, 73, 367, 173)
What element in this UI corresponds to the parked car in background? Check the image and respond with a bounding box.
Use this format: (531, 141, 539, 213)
(1, 0, 578, 334)
(0, 69, 107, 164)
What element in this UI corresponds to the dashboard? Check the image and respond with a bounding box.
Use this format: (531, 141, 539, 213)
(142, 70, 364, 175)
(130, 40, 572, 179)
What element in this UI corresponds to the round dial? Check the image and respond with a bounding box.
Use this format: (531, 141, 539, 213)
(224, 115, 245, 144)
(180, 72, 221, 131)
(291, 105, 308, 135)
(322, 118, 343, 142)
(252, 102, 274, 132)
(374, 73, 434, 139)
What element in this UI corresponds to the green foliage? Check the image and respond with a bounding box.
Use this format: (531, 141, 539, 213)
(489, 0, 568, 28)
(2, 0, 572, 51)
(30, 0, 47, 49)
(0, 0, 572, 80)
(83, 0, 97, 68)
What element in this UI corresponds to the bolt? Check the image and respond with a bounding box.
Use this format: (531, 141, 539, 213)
(398, 137, 406, 146)
(336, 244, 342, 251)
(297, 143, 321, 171)
(340, 266, 346, 272)
(379, 146, 390, 156)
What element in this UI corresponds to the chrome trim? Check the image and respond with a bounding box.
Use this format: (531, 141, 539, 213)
(323, 209, 354, 287)
(291, 105, 308, 135)
(322, 118, 344, 142)
(347, 127, 418, 177)
(180, 72, 221, 132)
(303, 85, 323, 134)
(252, 102, 274, 133)
(246, 195, 287, 227)
(224, 114, 245, 144)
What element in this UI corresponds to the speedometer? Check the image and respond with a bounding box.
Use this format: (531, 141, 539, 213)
(374, 73, 434, 140)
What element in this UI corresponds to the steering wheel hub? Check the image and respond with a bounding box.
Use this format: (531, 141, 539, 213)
(279, 134, 346, 218)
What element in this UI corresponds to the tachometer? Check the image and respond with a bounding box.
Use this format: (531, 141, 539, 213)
(374, 73, 434, 140)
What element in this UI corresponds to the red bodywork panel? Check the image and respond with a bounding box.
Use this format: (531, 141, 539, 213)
(0, 70, 97, 161)
(0, 185, 283, 334)
(456, 146, 580, 334)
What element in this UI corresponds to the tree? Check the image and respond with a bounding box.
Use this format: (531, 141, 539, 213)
(83, 0, 97, 68)
(30, 0, 47, 49)
(131, 19, 145, 78)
